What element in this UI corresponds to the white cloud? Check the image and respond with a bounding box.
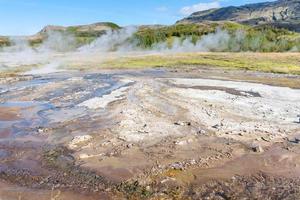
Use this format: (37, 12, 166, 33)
(180, 1, 220, 16)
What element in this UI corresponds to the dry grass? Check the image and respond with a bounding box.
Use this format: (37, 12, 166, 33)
(99, 52, 300, 75)
(1, 52, 300, 76)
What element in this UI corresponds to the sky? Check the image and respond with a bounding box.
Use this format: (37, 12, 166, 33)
(0, 0, 274, 36)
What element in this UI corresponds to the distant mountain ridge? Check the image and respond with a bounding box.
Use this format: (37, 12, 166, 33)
(0, 22, 120, 47)
(178, 0, 300, 32)
(1, 0, 300, 51)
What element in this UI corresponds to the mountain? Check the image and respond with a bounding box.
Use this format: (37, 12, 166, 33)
(178, 0, 300, 32)
(0, 22, 120, 47)
(28, 22, 120, 46)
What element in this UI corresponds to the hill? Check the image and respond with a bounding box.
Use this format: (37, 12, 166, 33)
(178, 0, 300, 32)
(0, 22, 120, 47)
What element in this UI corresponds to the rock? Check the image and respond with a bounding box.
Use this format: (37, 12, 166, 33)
(197, 129, 206, 134)
(190, 159, 197, 165)
(261, 137, 271, 142)
(170, 162, 184, 170)
(288, 135, 300, 144)
(174, 121, 191, 126)
(294, 135, 300, 143)
(68, 135, 93, 149)
(212, 124, 219, 129)
(251, 145, 264, 153)
(37, 127, 49, 134)
(175, 140, 188, 146)
(178, 0, 300, 32)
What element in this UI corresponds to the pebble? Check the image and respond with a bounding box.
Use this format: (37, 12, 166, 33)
(197, 129, 206, 134)
(170, 162, 184, 170)
(174, 121, 191, 126)
(251, 145, 264, 153)
(294, 135, 300, 143)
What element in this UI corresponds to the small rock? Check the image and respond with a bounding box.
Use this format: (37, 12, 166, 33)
(261, 137, 270, 142)
(251, 145, 264, 153)
(171, 162, 184, 170)
(174, 121, 191, 126)
(294, 135, 300, 143)
(190, 159, 197, 165)
(197, 129, 206, 134)
(212, 124, 219, 129)
(175, 140, 187, 146)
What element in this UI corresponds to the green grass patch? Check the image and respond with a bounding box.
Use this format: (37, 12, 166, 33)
(101, 53, 300, 75)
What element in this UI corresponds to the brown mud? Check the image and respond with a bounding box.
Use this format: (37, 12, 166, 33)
(0, 68, 300, 199)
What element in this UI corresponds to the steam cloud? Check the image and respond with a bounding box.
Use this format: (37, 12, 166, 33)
(79, 26, 138, 52)
(0, 26, 299, 74)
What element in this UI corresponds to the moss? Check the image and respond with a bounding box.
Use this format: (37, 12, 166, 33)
(116, 181, 153, 199)
(42, 146, 74, 169)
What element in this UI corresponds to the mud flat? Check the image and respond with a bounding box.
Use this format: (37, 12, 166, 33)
(0, 68, 300, 199)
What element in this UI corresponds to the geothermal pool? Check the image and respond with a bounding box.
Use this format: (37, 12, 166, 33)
(0, 68, 300, 199)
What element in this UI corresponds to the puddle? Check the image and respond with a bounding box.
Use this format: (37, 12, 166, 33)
(0, 149, 10, 158)
(0, 101, 54, 137)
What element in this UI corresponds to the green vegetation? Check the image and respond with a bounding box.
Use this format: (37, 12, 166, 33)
(2, 21, 300, 52)
(132, 22, 300, 52)
(133, 23, 217, 48)
(116, 181, 153, 199)
(65, 22, 121, 46)
(101, 52, 300, 75)
(0, 37, 11, 47)
(27, 22, 121, 47)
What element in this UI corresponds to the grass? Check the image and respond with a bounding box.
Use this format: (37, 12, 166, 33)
(0, 37, 11, 47)
(132, 22, 300, 52)
(1, 53, 300, 77)
(2, 22, 300, 52)
(100, 52, 300, 75)
(0, 64, 38, 77)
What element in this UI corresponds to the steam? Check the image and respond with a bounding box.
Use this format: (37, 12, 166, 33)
(77, 27, 245, 53)
(0, 31, 76, 74)
(39, 31, 77, 52)
(152, 29, 234, 52)
(1, 25, 299, 75)
(1, 37, 35, 54)
(23, 62, 63, 75)
(78, 26, 137, 52)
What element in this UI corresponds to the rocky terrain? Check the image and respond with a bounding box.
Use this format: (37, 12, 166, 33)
(0, 67, 300, 199)
(178, 0, 300, 32)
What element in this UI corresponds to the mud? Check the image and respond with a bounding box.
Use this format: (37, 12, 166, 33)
(0, 68, 300, 199)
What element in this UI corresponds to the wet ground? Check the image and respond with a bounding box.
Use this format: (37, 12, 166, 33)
(0, 68, 300, 199)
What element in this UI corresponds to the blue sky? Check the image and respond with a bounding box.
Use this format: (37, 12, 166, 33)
(0, 0, 274, 35)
